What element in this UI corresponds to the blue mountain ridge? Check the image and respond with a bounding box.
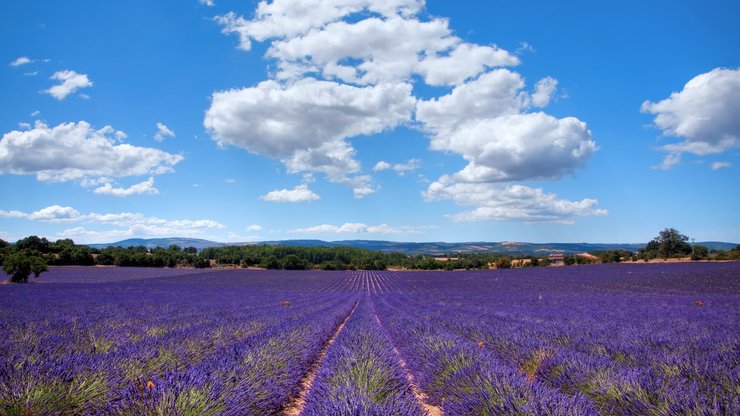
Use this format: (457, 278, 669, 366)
(87, 238, 738, 256)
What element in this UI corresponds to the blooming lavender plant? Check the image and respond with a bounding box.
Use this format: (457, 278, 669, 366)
(0, 263, 737, 415)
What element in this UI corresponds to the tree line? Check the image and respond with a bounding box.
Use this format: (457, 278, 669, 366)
(2, 228, 738, 282)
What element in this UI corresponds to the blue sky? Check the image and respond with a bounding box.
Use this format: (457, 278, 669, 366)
(1, 0, 738, 244)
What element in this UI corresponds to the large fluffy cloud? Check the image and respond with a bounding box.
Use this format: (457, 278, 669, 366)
(417, 70, 595, 182)
(641, 67, 740, 166)
(416, 69, 528, 130)
(267, 16, 517, 85)
(432, 113, 596, 183)
(411, 65, 600, 221)
(0, 121, 183, 185)
(216, 0, 424, 51)
(206, 78, 414, 156)
(205, 78, 414, 196)
(424, 178, 606, 223)
(210, 0, 602, 221)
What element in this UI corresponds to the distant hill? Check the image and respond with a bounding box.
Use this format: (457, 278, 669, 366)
(88, 238, 737, 256)
(261, 240, 645, 255)
(88, 238, 229, 251)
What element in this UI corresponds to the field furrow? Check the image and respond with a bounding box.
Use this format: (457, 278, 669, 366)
(280, 298, 359, 416)
(0, 263, 738, 415)
(300, 295, 425, 415)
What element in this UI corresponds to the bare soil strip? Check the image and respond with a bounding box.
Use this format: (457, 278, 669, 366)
(280, 299, 360, 416)
(373, 313, 443, 416)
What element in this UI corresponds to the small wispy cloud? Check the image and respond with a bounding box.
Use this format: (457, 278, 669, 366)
(291, 222, 434, 235)
(653, 153, 681, 170)
(711, 161, 732, 170)
(372, 158, 421, 175)
(516, 41, 535, 54)
(93, 177, 159, 197)
(9, 56, 31, 67)
(43, 70, 93, 100)
(154, 122, 175, 141)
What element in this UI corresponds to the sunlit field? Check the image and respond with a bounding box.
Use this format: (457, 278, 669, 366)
(1, 262, 738, 415)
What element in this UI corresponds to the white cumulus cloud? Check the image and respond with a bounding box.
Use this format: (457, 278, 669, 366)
(430, 112, 596, 183)
(9, 56, 32, 67)
(416, 69, 528, 131)
(373, 158, 420, 175)
(246, 224, 263, 232)
(267, 15, 518, 86)
(216, 0, 424, 51)
(154, 122, 175, 142)
(260, 183, 320, 202)
(642, 67, 740, 164)
(373, 161, 392, 171)
(205, 78, 414, 196)
(0, 205, 225, 243)
(0, 121, 183, 185)
(199, 0, 215, 6)
(423, 179, 607, 223)
(417, 42, 520, 86)
(0, 210, 27, 219)
(206, 78, 414, 157)
(27, 205, 81, 222)
(44, 70, 93, 100)
(210, 0, 601, 220)
(93, 177, 159, 197)
(531, 76, 558, 107)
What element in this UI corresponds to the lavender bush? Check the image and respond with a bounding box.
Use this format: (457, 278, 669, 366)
(0, 263, 737, 415)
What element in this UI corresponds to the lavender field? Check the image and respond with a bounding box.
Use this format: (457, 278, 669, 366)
(1, 263, 738, 415)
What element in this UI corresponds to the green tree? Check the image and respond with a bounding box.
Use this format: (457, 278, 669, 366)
(262, 255, 280, 269)
(729, 245, 740, 260)
(641, 228, 692, 259)
(282, 254, 307, 270)
(16, 235, 51, 253)
(3, 251, 48, 283)
(691, 245, 709, 260)
(0, 239, 9, 265)
(656, 228, 692, 258)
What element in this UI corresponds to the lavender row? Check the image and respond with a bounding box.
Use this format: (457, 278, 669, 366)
(0, 265, 209, 284)
(387, 291, 738, 413)
(374, 294, 597, 415)
(301, 296, 423, 415)
(373, 263, 740, 415)
(0, 272, 357, 415)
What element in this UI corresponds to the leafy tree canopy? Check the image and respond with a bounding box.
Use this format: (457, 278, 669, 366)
(3, 251, 48, 283)
(641, 228, 693, 259)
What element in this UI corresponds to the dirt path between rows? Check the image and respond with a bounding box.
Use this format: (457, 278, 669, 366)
(372, 310, 443, 416)
(280, 299, 360, 416)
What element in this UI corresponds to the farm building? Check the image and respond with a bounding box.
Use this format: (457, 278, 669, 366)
(548, 253, 565, 264)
